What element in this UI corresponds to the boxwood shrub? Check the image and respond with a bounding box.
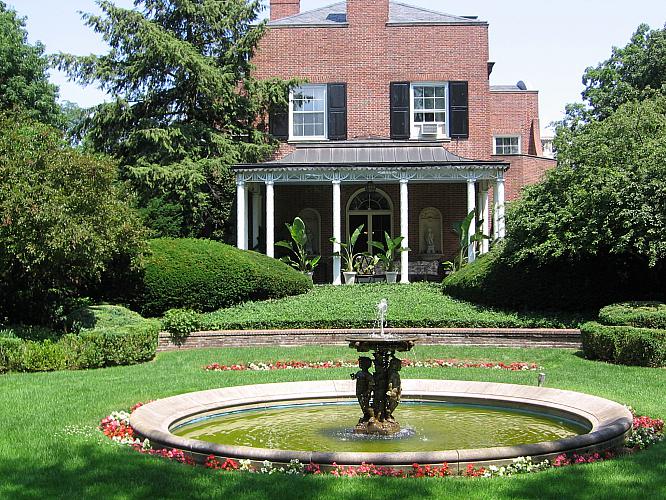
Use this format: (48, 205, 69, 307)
(598, 302, 666, 329)
(0, 306, 160, 373)
(442, 246, 664, 312)
(580, 322, 666, 367)
(134, 238, 312, 316)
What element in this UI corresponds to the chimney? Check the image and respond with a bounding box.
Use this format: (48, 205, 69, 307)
(270, 0, 300, 21)
(347, 0, 389, 25)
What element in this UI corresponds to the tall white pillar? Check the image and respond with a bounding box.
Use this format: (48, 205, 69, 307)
(400, 178, 409, 284)
(236, 179, 247, 250)
(467, 179, 477, 263)
(251, 188, 261, 250)
(265, 180, 275, 258)
(481, 183, 490, 255)
(332, 180, 342, 285)
(496, 178, 506, 239)
(492, 181, 500, 241)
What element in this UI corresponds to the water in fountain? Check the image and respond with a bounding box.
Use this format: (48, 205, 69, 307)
(373, 298, 390, 338)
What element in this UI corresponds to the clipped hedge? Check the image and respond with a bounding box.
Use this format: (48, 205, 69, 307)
(580, 322, 666, 367)
(442, 246, 664, 312)
(0, 306, 160, 373)
(135, 238, 312, 316)
(598, 302, 666, 329)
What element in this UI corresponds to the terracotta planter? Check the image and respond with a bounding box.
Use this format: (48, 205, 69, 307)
(343, 271, 357, 284)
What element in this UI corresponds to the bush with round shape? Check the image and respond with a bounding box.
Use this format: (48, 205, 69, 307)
(162, 309, 202, 345)
(135, 238, 312, 316)
(580, 322, 666, 367)
(598, 302, 666, 329)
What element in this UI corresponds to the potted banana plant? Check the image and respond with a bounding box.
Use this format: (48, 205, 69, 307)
(275, 217, 320, 279)
(370, 231, 409, 283)
(330, 224, 365, 284)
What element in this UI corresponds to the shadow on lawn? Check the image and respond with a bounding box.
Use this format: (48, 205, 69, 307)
(1, 442, 664, 500)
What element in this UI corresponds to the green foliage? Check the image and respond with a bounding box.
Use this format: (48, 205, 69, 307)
(201, 283, 584, 331)
(0, 114, 147, 325)
(162, 309, 202, 345)
(66, 304, 150, 332)
(0, 305, 160, 373)
(134, 238, 312, 316)
(331, 224, 365, 272)
(370, 232, 407, 272)
(54, 0, 297, 239)
(580, 322, 666, 367)
(581, 24, 666, 121)
(441, 245, 658, 312)
(0, 2, 60, 125)
(442, 210, 489, 274)
(276, 217, 321, 273)
(599, 302, 666, 329)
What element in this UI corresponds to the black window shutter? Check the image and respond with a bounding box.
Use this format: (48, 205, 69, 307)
(269, 107, 289, 140)
(449, 81, 469, 139)
(390, 82, 410, 139)
(327, 83, 347, 140)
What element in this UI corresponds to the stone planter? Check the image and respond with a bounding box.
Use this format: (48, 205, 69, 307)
(343, 271, 357, 285)
(303, 271, 314, 281)
(385, 271, 398, 283)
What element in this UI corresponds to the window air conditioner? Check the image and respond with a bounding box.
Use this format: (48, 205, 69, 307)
(421, 123, 438, 136)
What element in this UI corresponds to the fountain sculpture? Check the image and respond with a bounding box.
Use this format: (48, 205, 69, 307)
(348, 299, 418, 435)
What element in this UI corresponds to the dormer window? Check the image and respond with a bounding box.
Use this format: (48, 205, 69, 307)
(289, 84, 327, 140)
(411, 83, 448, 139)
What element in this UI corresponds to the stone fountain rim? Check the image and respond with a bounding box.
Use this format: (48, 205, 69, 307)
(129, 379, 632, 468)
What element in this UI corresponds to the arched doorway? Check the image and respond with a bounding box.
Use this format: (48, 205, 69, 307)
(346, 187, 393, 254)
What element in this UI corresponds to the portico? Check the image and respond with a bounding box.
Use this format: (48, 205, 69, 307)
(233, 141, 508, 284)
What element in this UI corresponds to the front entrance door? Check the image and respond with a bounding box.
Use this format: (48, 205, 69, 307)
(347, 188, 393, 254)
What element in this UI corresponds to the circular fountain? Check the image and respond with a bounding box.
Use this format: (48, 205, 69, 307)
(130, 300, 633, 471)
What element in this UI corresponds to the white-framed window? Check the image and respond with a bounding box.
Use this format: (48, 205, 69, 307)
(494, 136, 521, 155)
(410, 82, 448, 139)
(289, 84, 327, 140)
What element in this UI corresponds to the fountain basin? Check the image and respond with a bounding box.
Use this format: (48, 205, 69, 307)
(130, 380, 632, 472)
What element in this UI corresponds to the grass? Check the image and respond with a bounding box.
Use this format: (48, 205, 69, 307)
(201, 283, 590, 330)
(1, 344, 664, 499)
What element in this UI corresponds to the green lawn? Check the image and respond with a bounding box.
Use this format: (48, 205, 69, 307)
(1, 345, 664, 499)
(201, 283, 589, 330)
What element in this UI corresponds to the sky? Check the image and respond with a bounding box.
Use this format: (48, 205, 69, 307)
(10, 0, 666, 135)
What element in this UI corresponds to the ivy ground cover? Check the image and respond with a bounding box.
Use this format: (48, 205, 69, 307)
(1, 345, 665, 499)
(200, 283, 589, 330)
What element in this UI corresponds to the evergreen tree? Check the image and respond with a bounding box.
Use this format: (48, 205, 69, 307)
(0, 1, 60, 125)
(55, 0, 293, 239)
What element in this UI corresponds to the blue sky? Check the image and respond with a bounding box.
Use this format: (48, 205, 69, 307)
(11, 0, 666, 134)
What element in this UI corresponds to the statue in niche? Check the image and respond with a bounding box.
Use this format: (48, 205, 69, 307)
(351, 357, 374, 423)
(419, 207, 442, 255)
(386, 357, 402, 421)
(425, 226, 435, 254)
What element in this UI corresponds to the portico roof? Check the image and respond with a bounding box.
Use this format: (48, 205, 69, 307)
(234, 140, 509, 170)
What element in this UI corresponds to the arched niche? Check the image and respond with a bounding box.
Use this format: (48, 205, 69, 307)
(298, 208, 321, 255)
(419, 207, 443, 255)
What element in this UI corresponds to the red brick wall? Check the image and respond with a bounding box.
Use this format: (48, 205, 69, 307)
(490, 90, 542, 156)
(269, 0, 300, 21)
(492, 155, 556, 201)
(253, 0, 491, 160)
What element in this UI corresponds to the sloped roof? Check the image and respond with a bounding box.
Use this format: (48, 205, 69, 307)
(235, 140, 507, 169)
(268, 1, 486, 27)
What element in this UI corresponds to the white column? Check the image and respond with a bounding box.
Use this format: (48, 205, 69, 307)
(236, 179, 247, 250)
(252, 188, 261, 250)
(492, 181, 499, 241)
(400, 178, 409, 284)
(481, 183, 490, 255)
(265, 180, 275, 258)
(467, 179, 477, 263)
(496, 178, 506, 239)
(332, 180, 342, 285)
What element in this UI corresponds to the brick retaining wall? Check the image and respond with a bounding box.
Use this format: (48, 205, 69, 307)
(157, 328, 581, 352)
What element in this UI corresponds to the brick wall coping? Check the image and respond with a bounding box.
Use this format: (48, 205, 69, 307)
(157, 327, 581, 352)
